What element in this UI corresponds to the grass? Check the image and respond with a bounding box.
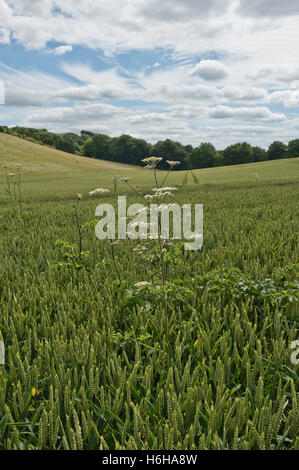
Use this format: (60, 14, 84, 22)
(0, 135, 298, 450)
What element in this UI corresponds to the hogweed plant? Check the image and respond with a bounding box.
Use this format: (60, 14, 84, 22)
(2, 164, 12, 197)
(112, 172, 118, 193)
(75, 193, 84, 261)
(54, 193, 97, 268)
(139, 157, 181, 284)
(88, 188, 110, 197)
(119, 177, 141, 195)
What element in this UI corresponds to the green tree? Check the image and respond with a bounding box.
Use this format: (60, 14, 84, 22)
(214, 151, 224, 167)
(82, 134, 112, 159)
(150, 139, 188, 169)
(109, 134, 150, 165)
(223, 142, 254, 165)
(190, 142, 216, 169)
(267, 141, 288, 160)
(252, 146, 267, 162)
(288, 139, 299, 158)
(55, 136, 75, 154)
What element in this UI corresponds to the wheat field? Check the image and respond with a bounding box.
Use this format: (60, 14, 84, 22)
(0, 135, 298, 450)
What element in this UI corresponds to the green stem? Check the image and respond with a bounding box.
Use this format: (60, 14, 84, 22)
(160, 169, 171, 188)
(75, 200, 83, 260)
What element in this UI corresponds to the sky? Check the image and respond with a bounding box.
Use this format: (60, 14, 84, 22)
(1, 0, 299, 149)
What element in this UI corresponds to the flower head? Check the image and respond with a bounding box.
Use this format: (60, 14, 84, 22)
(166, 160, 181, 168)
(153, 187, 178, 192)
(88, 188, 109, 196)
(160, 191, 175, 198)
(142, 156, 163, 169)
(134, 281, 151, 288)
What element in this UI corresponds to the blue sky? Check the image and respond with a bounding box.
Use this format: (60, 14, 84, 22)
(1, 0, 299, 148)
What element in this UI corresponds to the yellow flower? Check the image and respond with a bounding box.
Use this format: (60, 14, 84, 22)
(31, 387, 37, 397)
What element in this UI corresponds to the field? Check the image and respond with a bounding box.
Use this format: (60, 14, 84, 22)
(0, 134, 298, 450)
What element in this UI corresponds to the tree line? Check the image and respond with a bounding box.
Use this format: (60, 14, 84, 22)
(1, 125, 298, 170)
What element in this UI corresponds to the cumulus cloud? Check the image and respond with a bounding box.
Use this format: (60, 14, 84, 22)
(270, 89, 299, 107)
(137, 0, 230, 22)
(159, 83, 219, 102)
(169, 104, 208, 119)
(56, 84, 128, 101)
(0, 0, 12, 24)
(53, 45, 73, 55)
(220, 86, 269, 104)
(25, 102, 119, 125)
(209, 105, 286, 122)
(126, 112, 171, 124)
(190, 60, 229, 81)
(237, 0, 299, 18)
(0, 27, 10, 43)
(6, 0, 53, 16)
(206, 124, 276, 136)
(249, 65, 299, 84)
(292, 119, 299, 130)
(5, 84, 53, 106)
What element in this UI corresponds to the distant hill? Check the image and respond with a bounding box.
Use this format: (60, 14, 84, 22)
(0, 133, 134, 173)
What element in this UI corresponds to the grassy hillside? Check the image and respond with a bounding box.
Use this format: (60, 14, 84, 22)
(1, 132, 299, 201)
(0, 133, 134, 173)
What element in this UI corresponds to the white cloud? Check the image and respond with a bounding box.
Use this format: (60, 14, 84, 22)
(209, 105, 286, 122)
(5, 84, 52, 106)
(220, 86, 269, 104)
(0, 0, 12, 25)
(292, 119, 299, 130)
(206, 124, 276, 136)
(159, 83, 220, 102)
(24, 102, 119, 125)
(126, 112, 171, 124)
(136, 0, 230, 22)
(248, 65, 299, 85)
(53, 45, 72, 55)
(190, 60, 229, 81)
(270, 89, 299, 108)
(6, 0, 53, 16)
(169, 104, 208, 119)
(0, 27, 10, 43)
(56, 84, 124, 101)
(237, 0, 299, 18)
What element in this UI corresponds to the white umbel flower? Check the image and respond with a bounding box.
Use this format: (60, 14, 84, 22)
(134, 281, 151, 288)
(88, 188, 110, 196)
(153, 187, 178, 192)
